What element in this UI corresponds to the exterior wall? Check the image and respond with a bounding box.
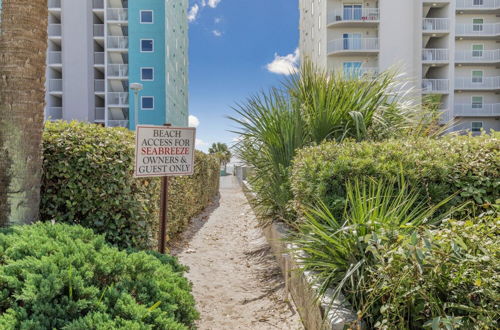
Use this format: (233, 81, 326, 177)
(61, 0, 95, 122)
(165, 0, 189, 127)
(129, 0, 167, 127)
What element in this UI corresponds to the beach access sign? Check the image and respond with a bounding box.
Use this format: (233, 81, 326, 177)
(134, 125, 196, 178)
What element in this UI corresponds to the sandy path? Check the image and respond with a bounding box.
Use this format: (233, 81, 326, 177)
(171, 175, 303, 330)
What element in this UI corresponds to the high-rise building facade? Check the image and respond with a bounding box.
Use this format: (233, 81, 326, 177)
(45, 0, 188, 129)
(299, 0, 500, 133)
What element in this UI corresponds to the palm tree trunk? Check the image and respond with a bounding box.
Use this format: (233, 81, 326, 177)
(0, 0, 48, 226)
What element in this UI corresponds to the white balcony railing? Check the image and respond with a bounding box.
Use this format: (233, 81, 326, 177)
(108, 120, 129, 128)
(422, 49, 449, 62)
(46, 107, 63, 120)
(48, 24, 62, 37)
(94, 52, 104, 65)
(328, 38, 379, 53)
(456, 23, 500, 36)
(107, 36, 128, 49)
(49, 79, 63, 92)
(94, 79, 105, 93)
(93, 0, 104, 9)
(456, 0, 500, 10)
(95, 107, 105, 121)
(48, 0, 61, 9)
(107, 64, 129, 77)
(422, 18, 450, 31)
(327, 8, 379, 24)
(48, 51, 62, 65)
(107, 92, 129, 106)
(455, 76, 500, 89)
(107, 8, 128, 21)
(422, 79, 449, 93)
(93, 24, 104, 37)
(454, 103, 500, 116)
(455, 49, 500, 62)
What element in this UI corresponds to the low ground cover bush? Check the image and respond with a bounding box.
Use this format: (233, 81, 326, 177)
(41, 121, 220, 249)
(0, 223, 198, 329)
(292, 133, 499, 219)
(292, 179, 499, 329)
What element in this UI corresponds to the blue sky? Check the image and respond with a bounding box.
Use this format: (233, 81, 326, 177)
(187, 0, 299, 152)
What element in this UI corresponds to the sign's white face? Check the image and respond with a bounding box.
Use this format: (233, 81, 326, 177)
(134, 126, 196, 178)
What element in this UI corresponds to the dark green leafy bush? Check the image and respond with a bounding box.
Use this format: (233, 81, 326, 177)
(291, 133, 499, 219)
(41, 121, 220, 249)
(364, 215, 499, 329)
(0, 223, 198, 329)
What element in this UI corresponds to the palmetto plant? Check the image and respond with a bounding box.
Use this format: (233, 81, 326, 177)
(229, 61, 442, 221)
(290, 179, 455, 328)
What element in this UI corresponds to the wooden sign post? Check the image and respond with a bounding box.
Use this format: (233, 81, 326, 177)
(134, 124, 196, 254)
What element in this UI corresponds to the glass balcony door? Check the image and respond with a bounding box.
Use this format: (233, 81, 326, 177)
(343, 4, 362, 21)
(343, 33, 362, 50)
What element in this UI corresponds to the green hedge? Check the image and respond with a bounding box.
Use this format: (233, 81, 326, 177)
(41, 121, 220, 250)
(291, 133, 499, 218)
(0, 223, 198, 329)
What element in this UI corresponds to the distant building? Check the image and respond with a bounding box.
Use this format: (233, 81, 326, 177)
(299, 0, 500, 133)
(45, 0, 189, 129)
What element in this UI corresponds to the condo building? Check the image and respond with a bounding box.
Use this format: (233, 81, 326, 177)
(45, 0, 189, 129)
(299, 0, 500, 133)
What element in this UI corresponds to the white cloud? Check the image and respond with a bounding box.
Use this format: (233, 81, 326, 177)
(196, 139, 209, 150)
(201, 0, 206, 7)
(266, 48, 300, 76)
(214, 17, 221, 24)
(212, 30, 222, 37)
(207, 0, 221, 8)
(187, 4, 199, 22)
(189, 115, 200, 128)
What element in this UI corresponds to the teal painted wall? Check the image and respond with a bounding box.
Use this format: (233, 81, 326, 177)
(128, 0, 188, 129)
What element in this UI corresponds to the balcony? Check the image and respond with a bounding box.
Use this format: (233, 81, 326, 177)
(93, 24, 104, 37)
(107, 36, 128, 50)
(94, 79, 105, 93)
(456, 0, 500, 11)
(94, 52, 105, 66)
(328, 38, 379, 55)
(107, 92, 129, 106)
(48, 51, 62, 65)
(48, 24, 61, 38)
(48, 0, 61, 9)
(422, 49, 449, 63)
(422, 18, 450, 33)
(327, 8, 379, 27)
(455, 76, 500, 90)
(455, 49, 500, 64)
(95, 107, 105, 121)
(46, 107, 62, 120)
(422, 79, 449, 93)
(454, 103, 500, 116)
(107, 8, 128, 22)
(108, 120, 129, 128)
(108, 64, 128, 78)
(48, 79, 63, 93)
(456, 23, 500, 37)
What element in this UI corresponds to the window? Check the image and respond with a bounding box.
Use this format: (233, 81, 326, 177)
(343, 62, 362, 78)
(472, 96, 483, 109)
(140, 10, 153, 24)
(141, 96, 154, 110)
(343, 4, 362, 21)
(473, 18, 484, 32)
(141, 39, 154, 52)
(473, 0, 484, 5)
(472, 44, 484, 57)
(471, 121, 483, 132)
(343, 33, 362, 50)
(141, 67, 154, 81)
(472, 70, 483, 83)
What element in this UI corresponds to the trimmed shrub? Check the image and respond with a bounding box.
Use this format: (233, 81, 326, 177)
(291, 133, 499, 219)
(41, 121, 220, 249)
(0, 223, 198, 329)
